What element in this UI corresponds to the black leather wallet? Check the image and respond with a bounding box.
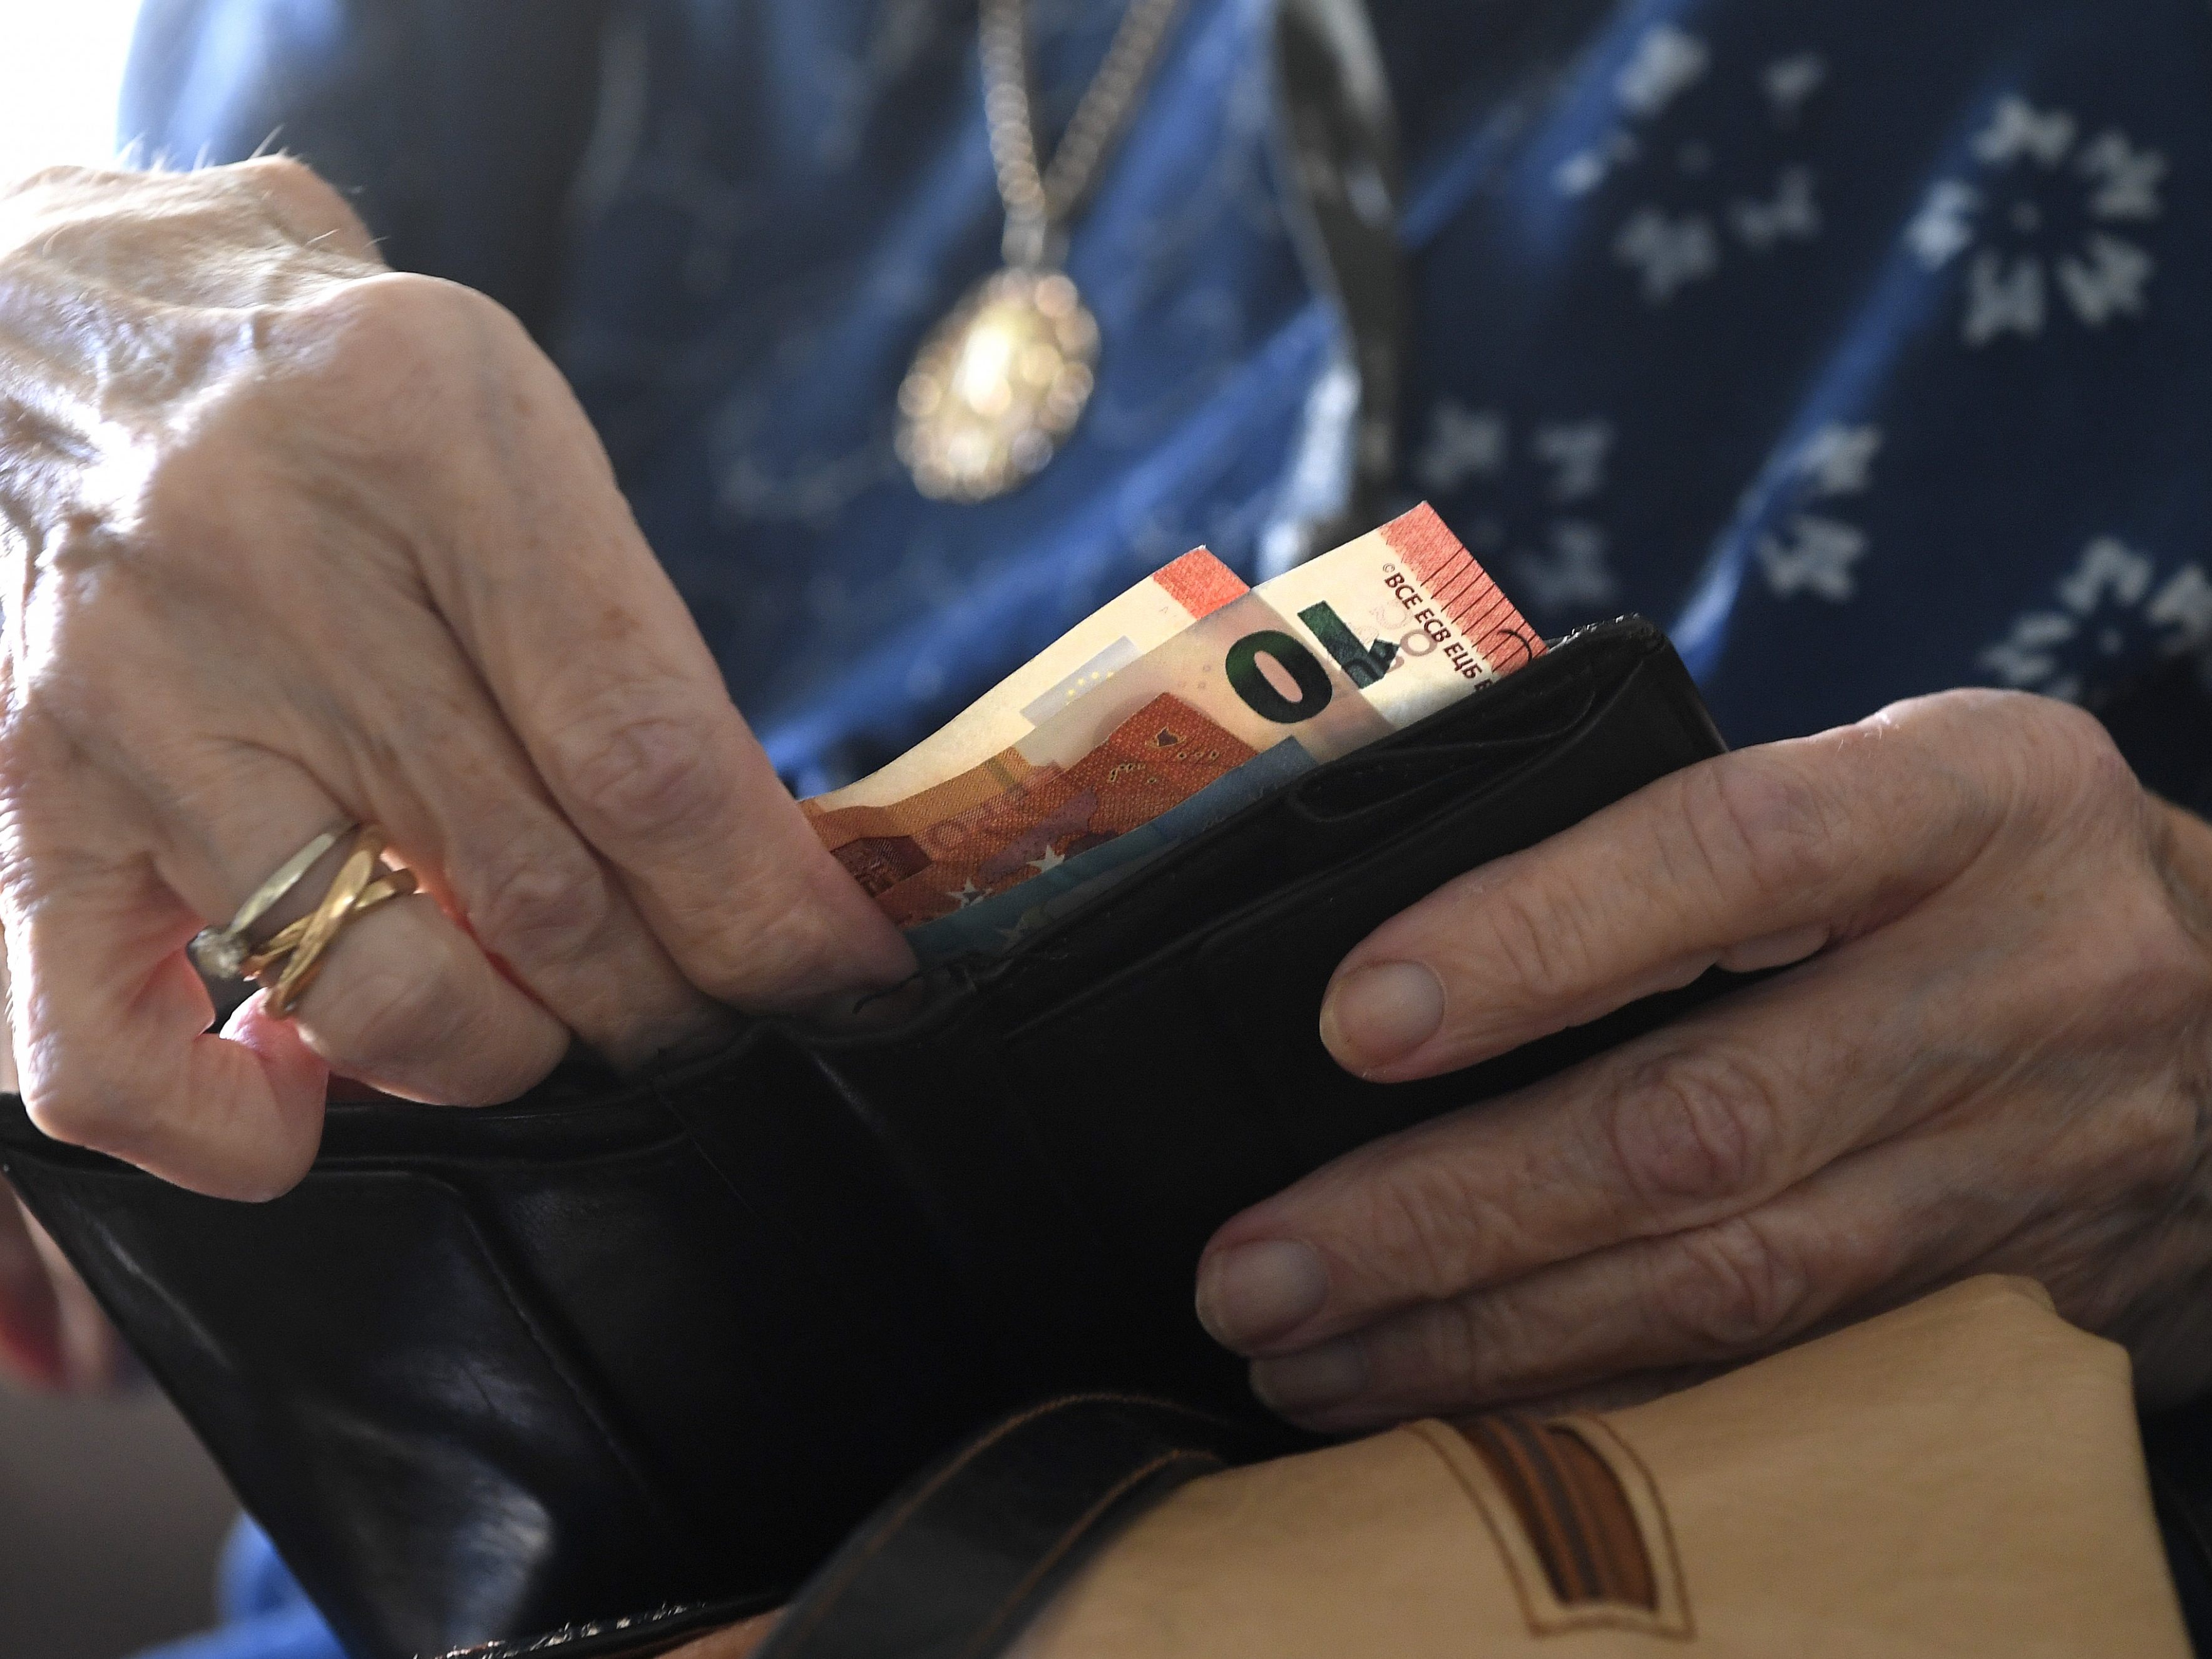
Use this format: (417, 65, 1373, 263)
(0, 617, 1735, 1659)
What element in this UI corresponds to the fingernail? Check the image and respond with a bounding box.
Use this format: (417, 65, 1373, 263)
(1196, 1239, 1329, 1350)
(1251, 1339, 1369, 1417)
(1715, 924, 1829, 974)
(1320, 962, 1445, 1072)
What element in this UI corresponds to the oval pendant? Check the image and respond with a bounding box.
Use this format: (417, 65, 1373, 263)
(896, 267, 1100, 504)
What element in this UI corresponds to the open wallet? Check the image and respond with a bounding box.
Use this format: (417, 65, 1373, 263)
(0, 616, 1742, 1659)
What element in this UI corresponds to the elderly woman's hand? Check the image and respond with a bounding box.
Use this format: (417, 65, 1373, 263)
(1196, 689, 2212, 1427)
(0, 159, 911, 1203)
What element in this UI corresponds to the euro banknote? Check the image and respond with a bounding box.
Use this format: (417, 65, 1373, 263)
(803, 504, 1543, 958)
(806, 546, 1250, 820)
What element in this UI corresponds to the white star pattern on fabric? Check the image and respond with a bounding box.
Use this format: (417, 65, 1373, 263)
(1414, 404, 1508, 494)
(1907, 181, 1980, 268)
(1518, 520, 1619, 611)
(2056, 536, 2154, 613)
(1554, 134, 1637, 198)
(1027, 846, 1068, 875)
(1417, 404, 1622, 613)
(1795, 423, 1883, 496)
(1615, 24, 1710, 117)
(1757, 517, 1866, 601)
(1561, 29, 1830, 305)
(1532, 421, 1613, 504)
(2055, 235, 2155, 325)
(1979, 539, 2212, 704)
(1552, 25, 1713, 200)
(1518, 418, 1617, 610)
(1974, 97, 2077, 166)
(1729, 165, 1821, 251)
(1755, 423, 1882, 603)
(1761, 54, 1827, 125)
(1614, 207, 1723, 302)
(1907, 96, 2164, 346)
(1962, 249, 2047, 342)
(2078, 130, 2168, 220)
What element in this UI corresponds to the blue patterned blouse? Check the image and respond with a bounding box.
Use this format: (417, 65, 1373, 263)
(116, 1, 2212, 1655)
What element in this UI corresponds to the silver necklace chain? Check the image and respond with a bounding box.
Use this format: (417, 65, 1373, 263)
(980, 0, 1185, 268)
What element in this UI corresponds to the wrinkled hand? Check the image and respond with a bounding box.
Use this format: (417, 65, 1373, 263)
(0, 160, 910, 1202)
(1196, 690, 2212, 1427)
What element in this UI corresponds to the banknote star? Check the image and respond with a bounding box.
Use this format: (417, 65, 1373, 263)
(1028, 846, 1068, 875)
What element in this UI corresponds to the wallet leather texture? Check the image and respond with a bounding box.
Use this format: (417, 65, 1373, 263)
(0, 618, 1732, 1659)
(755, 1395, 1253, 1659)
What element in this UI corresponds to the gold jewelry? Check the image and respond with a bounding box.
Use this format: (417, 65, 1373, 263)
(252, 826, 412, 1017)
(896, 0, 1184, 503)
(238, 873, 416, 983)
(188, 824, 355, 980)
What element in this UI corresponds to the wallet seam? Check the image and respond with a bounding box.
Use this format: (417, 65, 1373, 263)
(772, 1394, 1227, 1650)
(958, 1447, 1224, 1659)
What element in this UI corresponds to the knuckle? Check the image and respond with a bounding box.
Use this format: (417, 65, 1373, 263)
(463, 830, 612, 971)
(0, 714, 48, 807)
(309, 942, 560, 1107)
(5, 161, 360, 292)
(274, 272, 513, 414)
(1389, 1301, 1489, 1404)
(551, 700, 729, 847)
(1677, 754, 1836, 904)
(1604, 1046, 1778, 1215)
(319, 272, 466, 362)
(132, 431, 257, 559)
(673, 889, 873, 1008)
(2063, 1077, 2203, 1208)
(3, 162, 100, 201)
(224, 155, 374, 252)
(1365, 1180, 1474, 1302)
(1426, 1292, 1555, 1402)
(228, 154, 320, 190)
(0, 163, 135, 230)
(2013, 694, 2134, 816)
(1657, 1215, 1810, 1353)
(1373, 1290, 1589, 1410)
(1883, 688, 2129, 837)
(1473, 875, 1599, 1007)
(1942, 683, 2113, 755)
(1343, 1138, 1529, 1303)
(2087, 867, 2212, 1019)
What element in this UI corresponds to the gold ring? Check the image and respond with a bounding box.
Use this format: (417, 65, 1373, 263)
(237, 873, 416, 983)
(188, 824, 357, 981)
(247, 825, 417, 1016)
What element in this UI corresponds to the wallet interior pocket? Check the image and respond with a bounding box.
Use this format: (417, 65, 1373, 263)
(906, 620, 1738, 1403)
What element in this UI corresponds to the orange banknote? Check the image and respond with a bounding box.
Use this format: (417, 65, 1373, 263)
(804, 504, 1545, 949)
